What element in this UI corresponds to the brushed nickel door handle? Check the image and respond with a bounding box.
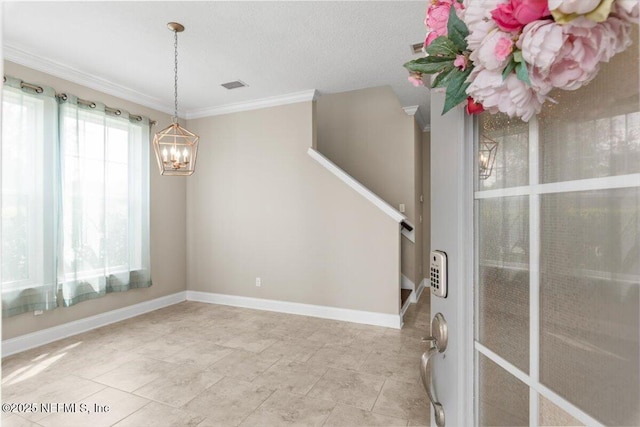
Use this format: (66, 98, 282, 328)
(419, 312, 448, 427)
(420, 345, 446, 427)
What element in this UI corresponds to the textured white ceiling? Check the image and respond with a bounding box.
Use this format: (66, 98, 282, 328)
(3, 1, 430, 125)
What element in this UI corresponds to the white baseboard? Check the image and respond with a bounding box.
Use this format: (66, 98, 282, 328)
(2, 292, 186, 357)
(186, 290, 401, 329)
(416, 278, 427, 301)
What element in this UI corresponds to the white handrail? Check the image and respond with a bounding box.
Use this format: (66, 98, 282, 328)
(307, 147, 406, 223)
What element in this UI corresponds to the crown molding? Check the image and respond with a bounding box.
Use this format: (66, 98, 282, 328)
(403, 105, 430, 132)
(185, 89, 319, 119)
(5, 44, 316, 122)
(4, 44, 175, 117)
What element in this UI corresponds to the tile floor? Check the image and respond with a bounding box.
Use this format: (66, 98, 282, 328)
(2, 293, 431, 427)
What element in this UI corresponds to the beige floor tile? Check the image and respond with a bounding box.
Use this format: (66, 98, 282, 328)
(359, 349, 421, 384)
(259, 338, 324, 362)
(372, 379, 429, 425)
(4, 375, 106, 422)
(133, 334, 200, 359)
(305, 344, 370, 371)
(253, 359, 327, 395)
(219, 330, 279, 353)
(133, 365, 223, 407)
(4, 340, 138, 381)
(113, 401, 206, 427)
(93, 359, 176, 392)
(2, 413, 42, 427)
(207, 349, 280, 381)
(270, 323, 320, 340)
(161, 341, 235, 369)
(323, 403, 408, 427)
(80, 325, 163, 352)
(183, 377, 274, 426)
(239, 390, 334, 427)
(306, 328, 358, 346)
(38, 387, 149, 427)
(307, 368, 385, 411)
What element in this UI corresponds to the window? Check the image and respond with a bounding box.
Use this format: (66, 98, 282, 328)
(1, 82, 58, 317)
(58, 97, 151, 306)
(1, 79, 151, 317)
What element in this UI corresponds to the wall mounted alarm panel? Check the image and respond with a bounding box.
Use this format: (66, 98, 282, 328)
(430, 250, 448, 298)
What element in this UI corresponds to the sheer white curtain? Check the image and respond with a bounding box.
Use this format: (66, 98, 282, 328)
(1, 77, 59, 317)
(58, 95, 151, 306)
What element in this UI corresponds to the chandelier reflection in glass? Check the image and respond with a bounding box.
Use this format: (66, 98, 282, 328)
(478, 136, 498, 180)
(153, 22, 199, 176)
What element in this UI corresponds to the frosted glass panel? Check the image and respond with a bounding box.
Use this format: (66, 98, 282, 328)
(538, 395, 584, 427)
(478, 113, 529, 191)
(477, 196, 529, 373)
(478, 352, 529, 426)
(538, 27, 639, 183)
(540, 188, 640, 426)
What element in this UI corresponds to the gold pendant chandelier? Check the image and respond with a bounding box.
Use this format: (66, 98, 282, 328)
(153, 22, 199, 176)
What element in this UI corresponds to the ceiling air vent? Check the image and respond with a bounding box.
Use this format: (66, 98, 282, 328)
(411, 42, 424, 54)
(221, 80, 248, 90)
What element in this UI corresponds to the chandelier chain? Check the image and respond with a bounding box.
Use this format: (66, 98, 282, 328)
(173, 30, 179, 123)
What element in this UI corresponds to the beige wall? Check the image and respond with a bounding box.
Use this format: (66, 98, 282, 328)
(2, 62, 187, 339)
(414, 121, 424, 285)
(316, 86, 418, 285)
(185, 101, 401, 314)
(422, 131, 431, 281)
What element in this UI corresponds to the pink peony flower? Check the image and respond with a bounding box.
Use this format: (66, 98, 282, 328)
(463, 0, 501, 50)
(408, 74, 425, 87)
(518, 20, 566, 74)
(454, 54, 469, 70)
(492, 2, 524, 32)
(466, 65, 549, 121)
(612, 0, 639, 23)
(518, 17, 632, 91)
(494, 37, 515, 60)
(470, 29, 514, 71)
(512, 0, 550, 25)
(424, 0, 464, 47)
(490, 0, 550, 31)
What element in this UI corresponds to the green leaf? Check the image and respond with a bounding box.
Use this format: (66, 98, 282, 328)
(413, 55, 457, 64)
(501, 58, 516, 81)
(513, 50, 523, 63)
(446, 6, 469, 52)
(404, 58, 453, 75)
(432, 64, 456, 89)
(442, 67, 472, 115)
(515, 62, 531, 86)
(425, 36, 458, 58)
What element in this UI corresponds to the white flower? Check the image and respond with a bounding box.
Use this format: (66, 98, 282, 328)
(548, 0, 603, 15)
(466, 19, 496, 51)
(466, 66, 549, 122)
(470, 29, 514, 71)
(462, 0, 500, 50)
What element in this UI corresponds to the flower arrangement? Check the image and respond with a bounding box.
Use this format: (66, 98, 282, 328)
(405, 0, 639, 121)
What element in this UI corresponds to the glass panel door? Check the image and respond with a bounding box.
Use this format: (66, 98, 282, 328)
(474, 28, 639, 426)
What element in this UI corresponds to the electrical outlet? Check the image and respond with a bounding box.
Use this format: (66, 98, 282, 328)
(399, 204, 405, 213)
(256, 277, 262, 287)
